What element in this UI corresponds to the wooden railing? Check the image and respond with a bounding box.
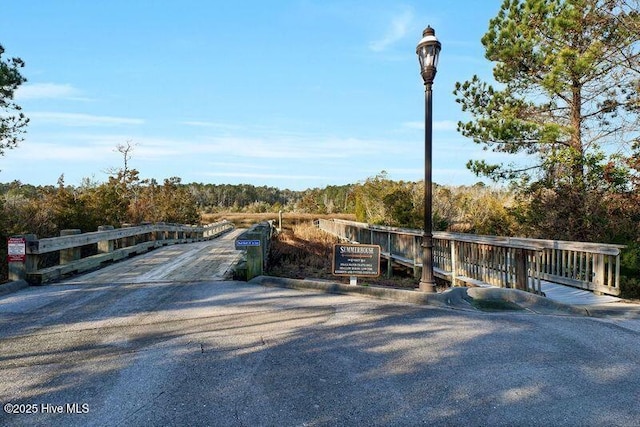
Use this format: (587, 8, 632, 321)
(9, 221, 234, 285)
(317, 219, 625, 296)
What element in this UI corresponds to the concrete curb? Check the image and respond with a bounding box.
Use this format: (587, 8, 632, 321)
(465, 287, 590, 316)
(3, 274, 637, 319)
(248, 276, 633, 317)
(250, 275, 474, 309)
(0, 280, 30, 297)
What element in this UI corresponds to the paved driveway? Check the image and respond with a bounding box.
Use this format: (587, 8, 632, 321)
(1, 278, 638, 427)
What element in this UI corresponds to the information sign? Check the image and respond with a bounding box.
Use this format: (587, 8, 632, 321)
(332, 244, 381, 277)
(7, 237, 26, 262)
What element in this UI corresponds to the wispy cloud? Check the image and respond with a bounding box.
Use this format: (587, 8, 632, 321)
(196, 135, 387, 160)
(16, 130, 389, 164)
(369, 7, 414, 52)
(181, 121, 242, 130)
(203, 171, 330, 181)
(29, 112, 144, 127)
(15, 83, 88, 101)
(208, 161, 270, 170)
(13, 141, 115, 161)
(11, 133, 180, 163)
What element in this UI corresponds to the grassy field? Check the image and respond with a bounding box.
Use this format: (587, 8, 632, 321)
(201, 212, 356, 228)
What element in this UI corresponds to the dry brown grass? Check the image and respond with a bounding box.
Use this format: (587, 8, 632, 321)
(267, 222, 340, 279)
(202, 212, 356, 228)
(267, 221, 420, 289)
(206, 211, 421, 289)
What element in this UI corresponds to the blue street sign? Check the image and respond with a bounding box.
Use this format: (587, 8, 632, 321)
(236, 239, 261, 247)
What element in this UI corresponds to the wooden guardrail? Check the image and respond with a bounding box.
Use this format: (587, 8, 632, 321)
(317, 219, 625, 296)
(8, 221, 234, 285)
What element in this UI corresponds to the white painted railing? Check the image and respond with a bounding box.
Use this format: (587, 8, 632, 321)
(317, 219, 624, 296)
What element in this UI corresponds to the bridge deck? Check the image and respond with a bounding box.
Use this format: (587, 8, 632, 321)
(62, 228, 245, 284)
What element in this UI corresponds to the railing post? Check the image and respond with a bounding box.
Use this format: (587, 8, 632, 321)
(97, 225, 115, 254)
(413, 235, 420, 279)
(121, 224, 136, 247)
(387, 231, 392, 279)
(450, 239, 457, 286)
(593, 253, 605, 294)
(138, 222, 151, 244)
(514, 248, 527, 291)
(237, 222, 272, 280)
(532, 250, 542, 294)
(614, 253, 621, 291)
(158, 222, 167, 243)
(59, 229, 81, 265)
(502, 248, 509, 288)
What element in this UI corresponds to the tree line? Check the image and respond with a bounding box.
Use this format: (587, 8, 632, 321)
(4, 168, 636, 244)
(0, 170, 523, 238)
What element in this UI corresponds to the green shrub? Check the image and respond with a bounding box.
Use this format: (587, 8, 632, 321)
(620, 276, 640, 300)
(620, 242, 640, 300)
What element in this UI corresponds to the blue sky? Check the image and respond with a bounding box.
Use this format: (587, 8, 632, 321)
(1, 0, 508, 190)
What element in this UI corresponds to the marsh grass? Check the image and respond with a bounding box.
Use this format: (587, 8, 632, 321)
(205, 212, 423, 289)
(268, 222, 340, 279)
(267, 220, 419, 289)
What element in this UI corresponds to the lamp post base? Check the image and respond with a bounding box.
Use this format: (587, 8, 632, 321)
(419, 281, 436, 293)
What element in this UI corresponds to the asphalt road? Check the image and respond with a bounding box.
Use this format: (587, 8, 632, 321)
(1, 279, 639, 427)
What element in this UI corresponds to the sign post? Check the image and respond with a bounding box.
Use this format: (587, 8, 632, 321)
(235, 234, 265, 281)
(332, 244, 381, 285)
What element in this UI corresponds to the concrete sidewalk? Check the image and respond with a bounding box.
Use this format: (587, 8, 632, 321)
(541, 281, 622, 305)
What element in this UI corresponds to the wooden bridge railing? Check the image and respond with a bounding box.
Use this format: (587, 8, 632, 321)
(317, 219, 624, 296)
(9, 220, 234, 285)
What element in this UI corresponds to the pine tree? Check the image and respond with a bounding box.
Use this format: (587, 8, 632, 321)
(0, 44, 28, 156)
(454, 0, 639, 239)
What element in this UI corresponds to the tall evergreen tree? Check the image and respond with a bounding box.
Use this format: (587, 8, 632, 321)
(454, 0, 639, 239)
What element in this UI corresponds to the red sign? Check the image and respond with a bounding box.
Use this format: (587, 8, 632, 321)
(7, 237, 26, 262)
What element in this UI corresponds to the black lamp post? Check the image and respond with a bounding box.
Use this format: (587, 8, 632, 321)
(416, 26, 441, 293)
